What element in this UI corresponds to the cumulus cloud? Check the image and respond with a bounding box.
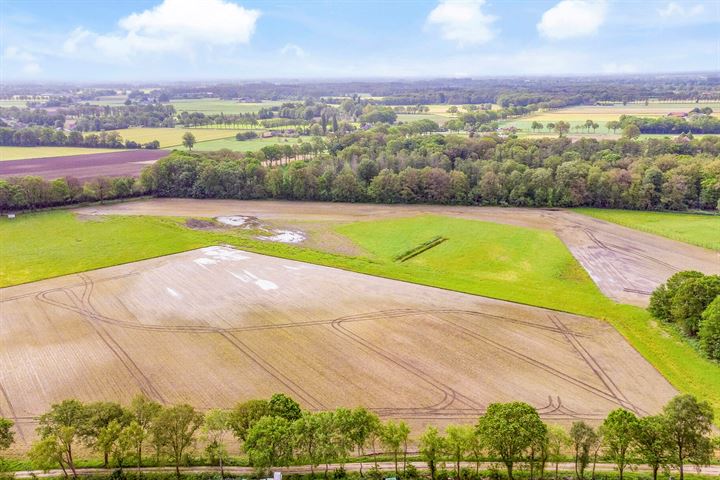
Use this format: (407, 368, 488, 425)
(280, 43, 306, 58)
(2, 46, 42, 75)
(658, 2, 705, 18)
(537, 0, 607, 39)
(65, 0, 260, 59)
(426, 0, 497, 46)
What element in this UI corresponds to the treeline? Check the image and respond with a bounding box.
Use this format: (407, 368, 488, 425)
(3, 132, 720, 213)
(137, 130, 720, 211)
(0, 175, 144, 212)
(649, 271, 720, 360)
(619, 114, 720, 135)
(0, 395, 715, 480)
(153, 75, 720, 106)
(0, 127, 160, 149)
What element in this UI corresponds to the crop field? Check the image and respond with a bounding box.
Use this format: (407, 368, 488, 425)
(575, 208, 720, 251)
(0, 146, 118, 162)
(4, 200, 718, 418)
(194, 136, 304, 152)
(0, 149, 169, 180)
(501, 102, 720, 134)
(106, 128, 241, 148)
(0, 99, 29, 108)
(0, 246, 677, 444)
(396, 113, 450, 124)
(170, 99, 285, 114)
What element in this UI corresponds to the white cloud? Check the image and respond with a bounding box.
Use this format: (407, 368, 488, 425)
(537, 0, 607, 39)
(65, 0, 260, 59)
(2, 46, 42, 75)
(280, 43, 306, 58)
(658, 2, 705, 18)
(426, 0, 497, 46)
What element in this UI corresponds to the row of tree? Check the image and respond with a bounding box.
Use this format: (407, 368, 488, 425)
(0, 175, 143, 212)
(648, 271, 720, 360)
(0, 127, 160, 149)
(2, 131, 719, 212)
(0, 394, 714, 480)
(619, 115, 720, 135)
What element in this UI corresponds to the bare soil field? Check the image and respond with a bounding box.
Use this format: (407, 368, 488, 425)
(0, 247, 676, 446)
(77, 199, 720, 307)
(0, 150, 170, 180)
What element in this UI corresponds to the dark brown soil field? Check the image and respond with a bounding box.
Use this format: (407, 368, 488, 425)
(0, 150, 169, 180)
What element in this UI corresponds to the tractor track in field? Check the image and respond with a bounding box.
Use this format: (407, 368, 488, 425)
(23, 278, 616, 420)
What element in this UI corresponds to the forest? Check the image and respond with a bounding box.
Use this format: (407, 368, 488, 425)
(2, 131, 719, 212)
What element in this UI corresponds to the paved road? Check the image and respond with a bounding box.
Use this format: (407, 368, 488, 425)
(9, 461, 720, 478)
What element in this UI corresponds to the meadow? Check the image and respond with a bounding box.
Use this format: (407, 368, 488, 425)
(500, 102, 720, 135)
(576, 208, 720, 251)
(0, 146, 118, 161)
(194, 136, 304, 152)
(170, 99, 285, 114)
(106, 127, 240, 148)
(1, 205, 719, 418)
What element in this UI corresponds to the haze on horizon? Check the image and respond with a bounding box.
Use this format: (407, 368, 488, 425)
(1, 0, 719, 83)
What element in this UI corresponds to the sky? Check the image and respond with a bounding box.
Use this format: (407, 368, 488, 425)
(1, 0, 719, 82)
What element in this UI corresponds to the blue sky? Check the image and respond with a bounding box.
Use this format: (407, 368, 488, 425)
(1, 0, 718, 82)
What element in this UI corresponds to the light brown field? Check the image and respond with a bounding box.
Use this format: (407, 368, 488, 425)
(77, 199, 720, 307)
(0, 246, 677, 446)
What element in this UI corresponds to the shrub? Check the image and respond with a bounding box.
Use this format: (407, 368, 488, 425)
(699, 296, 720, 360)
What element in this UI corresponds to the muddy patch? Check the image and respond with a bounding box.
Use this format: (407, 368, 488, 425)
(211, 214, 306, 245)
(185, 218, 217, 230)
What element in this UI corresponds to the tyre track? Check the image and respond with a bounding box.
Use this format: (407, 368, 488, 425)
(548, 314, 642, 414)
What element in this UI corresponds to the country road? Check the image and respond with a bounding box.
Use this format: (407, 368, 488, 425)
(9, 461, 720, 478)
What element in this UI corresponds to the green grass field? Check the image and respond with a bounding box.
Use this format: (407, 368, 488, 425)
(500, 102, 720, 135)
(194, 136, 304, 152)
(575, 208, 720, 251)
(170, 99, 285, 114)
(0, 146, 119, 161)
(106, 128, 240, 148)
(396, 113, 450, 124)
(2, 209, 719, 418)
(0, 99, 30, 108)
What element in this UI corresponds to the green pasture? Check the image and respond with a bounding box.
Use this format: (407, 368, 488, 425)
(170, 99, 285, 114)
(0, 146, 118, 161)
(106, 128, 241, 148)
(193, 136, 303, 152)
(575, 208, 720, 251)
(396, 113, 450, 124)
(2, 209, 719, 417)
(0, 99, 29, 108)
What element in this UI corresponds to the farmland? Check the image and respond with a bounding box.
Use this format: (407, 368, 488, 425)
(194, 136, 304, 152)
(104, 128, 242, 148)
(500, 102, 720, 135)
(170, 99, 285, 114)
(2, 200, 719, 420)
(0, 245, 677, 445)
(0, 149, 169, 180)
(575, 208, 720, 251)
(0, 146, 118, 161)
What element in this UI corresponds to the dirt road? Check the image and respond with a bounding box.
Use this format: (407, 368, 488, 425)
(9, 461, 720, 478)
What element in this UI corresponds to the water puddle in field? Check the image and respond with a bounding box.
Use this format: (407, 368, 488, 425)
(213, 215, 306, 244)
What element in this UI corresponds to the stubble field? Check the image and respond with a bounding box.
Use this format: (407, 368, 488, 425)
(0, 246, 677, 446)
